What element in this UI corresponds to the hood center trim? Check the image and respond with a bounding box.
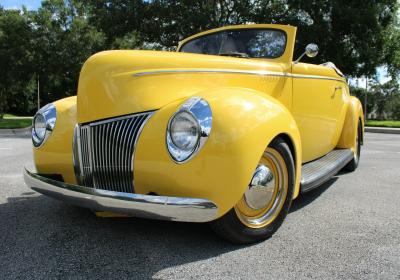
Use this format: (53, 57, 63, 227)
(132, 68, 346, 83)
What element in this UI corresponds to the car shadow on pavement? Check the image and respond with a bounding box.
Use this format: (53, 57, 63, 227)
(1, 175, 342, 278)
(290, 176, 338, 213)
(0, 194, 248, 279)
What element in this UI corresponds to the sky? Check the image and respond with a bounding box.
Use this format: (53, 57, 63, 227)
(349, 66, 391, 87)
(0, 0, 41, 10)
(0, 0, 395, 86)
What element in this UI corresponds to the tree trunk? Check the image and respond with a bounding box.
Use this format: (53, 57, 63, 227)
(0, 90, 5, 120)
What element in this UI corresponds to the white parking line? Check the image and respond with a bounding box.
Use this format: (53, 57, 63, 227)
(364, 150, 400, 154)
(0, 174, 22, 178)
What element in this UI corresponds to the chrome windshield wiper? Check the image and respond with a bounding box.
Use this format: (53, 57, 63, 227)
(218, 52, 250, 58)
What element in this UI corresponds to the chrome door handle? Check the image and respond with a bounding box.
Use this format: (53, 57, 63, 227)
(332, 86, 342, 98)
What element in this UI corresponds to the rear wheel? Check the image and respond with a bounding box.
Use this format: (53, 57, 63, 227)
(344, 121, 362, 172)
(211, 137, 295, 244)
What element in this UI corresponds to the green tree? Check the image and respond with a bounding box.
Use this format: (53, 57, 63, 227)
(83, 0, 149, 48)
(352, 78, 400, 120)
(142, 0, 255, 47)
(382, 15, 400, 79)
(387, 96, 400, 119)
(112, 31, 142, 49)
(251, 0, 397, 77)
(0, 8, 35, 118)
(31, 0, 105, 106)
(1, 0, 399, 117)
(382, 80, 400, 119)
(141, 0, 397, 78)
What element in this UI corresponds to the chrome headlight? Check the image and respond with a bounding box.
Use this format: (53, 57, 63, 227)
(167, 97, 212, 163)
(32, 103, 57, 147)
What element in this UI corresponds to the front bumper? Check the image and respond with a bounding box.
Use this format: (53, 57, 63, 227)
(24, 168, 218, 222)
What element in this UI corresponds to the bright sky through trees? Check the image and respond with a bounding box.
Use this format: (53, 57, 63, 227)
(0, 0, 41, 10)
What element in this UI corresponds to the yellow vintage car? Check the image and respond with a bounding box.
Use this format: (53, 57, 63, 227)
(24, 24, 364, 244)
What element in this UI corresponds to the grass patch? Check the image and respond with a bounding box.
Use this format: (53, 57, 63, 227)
(365, 120, 400, 128)
(0, 114, 32, 129)
(3, 113, 32, 118)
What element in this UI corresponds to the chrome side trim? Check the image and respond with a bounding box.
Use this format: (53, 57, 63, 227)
(132, 68, 347, 83)
(290, 73, 345, 82)
(133, 68, 287, 78)
(24, 168, 218, 223)
(300, 149, 353, 192)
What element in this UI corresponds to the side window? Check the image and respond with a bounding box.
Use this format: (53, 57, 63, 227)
(180, 33, 222, 55)
(246, 30, 286, 58)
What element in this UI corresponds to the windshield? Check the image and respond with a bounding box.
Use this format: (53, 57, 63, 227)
(179, 29, 287, 59)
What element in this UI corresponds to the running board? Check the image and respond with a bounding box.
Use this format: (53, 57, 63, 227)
(300, 149, 353, 193)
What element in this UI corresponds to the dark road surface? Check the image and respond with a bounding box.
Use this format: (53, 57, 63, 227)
(0, 133, 399, 279)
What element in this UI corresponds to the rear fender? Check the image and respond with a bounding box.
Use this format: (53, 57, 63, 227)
(337, 96, 364, 151)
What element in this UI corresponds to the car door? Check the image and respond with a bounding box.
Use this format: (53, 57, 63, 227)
(291, 62, 347, 163)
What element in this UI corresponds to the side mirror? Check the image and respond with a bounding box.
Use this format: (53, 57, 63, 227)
(294, 43, 319, 63)
(305, 43, 319, 58)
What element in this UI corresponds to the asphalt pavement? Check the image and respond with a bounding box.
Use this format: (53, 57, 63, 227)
(0, 133, 399, 279)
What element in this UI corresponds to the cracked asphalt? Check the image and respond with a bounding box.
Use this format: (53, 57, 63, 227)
(0, 133, 399, 279)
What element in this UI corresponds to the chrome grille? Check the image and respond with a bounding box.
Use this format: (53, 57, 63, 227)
(73, 112, 153, 193)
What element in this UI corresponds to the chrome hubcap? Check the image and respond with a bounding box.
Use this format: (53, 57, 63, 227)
(234, 148, 288, 228)
(244, 165, 275, 210)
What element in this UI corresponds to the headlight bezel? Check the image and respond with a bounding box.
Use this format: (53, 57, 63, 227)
(166, 97, 212, 163)
(32, 103, 57, 148)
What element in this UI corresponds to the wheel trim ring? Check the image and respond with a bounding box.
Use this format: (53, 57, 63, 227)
(234, 148, 289, 228)
(237, 156, 279, 217)
(354, 124, 361, 163)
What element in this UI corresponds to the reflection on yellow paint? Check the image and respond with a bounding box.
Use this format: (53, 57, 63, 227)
(32, 24, 363, 219)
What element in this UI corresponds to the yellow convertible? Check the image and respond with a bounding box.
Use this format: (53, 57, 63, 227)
(24, 24, 364, 244)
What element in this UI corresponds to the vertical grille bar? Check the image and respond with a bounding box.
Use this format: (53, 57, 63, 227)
(120, 119, 129, 192)
(125, 116, 143, 192)
(103, 122, 110, 188)
(73, 112, 153, 193)
(80, 126, 93, 187)
(99, 124, 106, 188)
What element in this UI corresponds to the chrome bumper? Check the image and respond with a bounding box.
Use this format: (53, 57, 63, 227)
(24, 168, 218, 222)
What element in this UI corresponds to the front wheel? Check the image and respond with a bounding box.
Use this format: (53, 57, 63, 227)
(211, 137, 295, 244)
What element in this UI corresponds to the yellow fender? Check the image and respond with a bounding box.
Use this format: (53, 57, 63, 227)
(134, 87, 302, 218)
(33, 96, 77, 184)
(337, 96, 364, 152)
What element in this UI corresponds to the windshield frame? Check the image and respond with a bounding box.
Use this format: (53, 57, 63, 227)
(178, 28, 288, 59)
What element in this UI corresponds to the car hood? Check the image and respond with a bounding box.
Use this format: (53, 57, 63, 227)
(77, 50, 286, 123)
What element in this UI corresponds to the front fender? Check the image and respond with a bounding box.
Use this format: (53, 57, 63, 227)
(134, 87, 302, 218)
(33, 96, 77, 184)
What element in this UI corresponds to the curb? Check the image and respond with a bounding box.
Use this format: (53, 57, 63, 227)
(0, 126, 31, 137)
(365, 126, 400, 134)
